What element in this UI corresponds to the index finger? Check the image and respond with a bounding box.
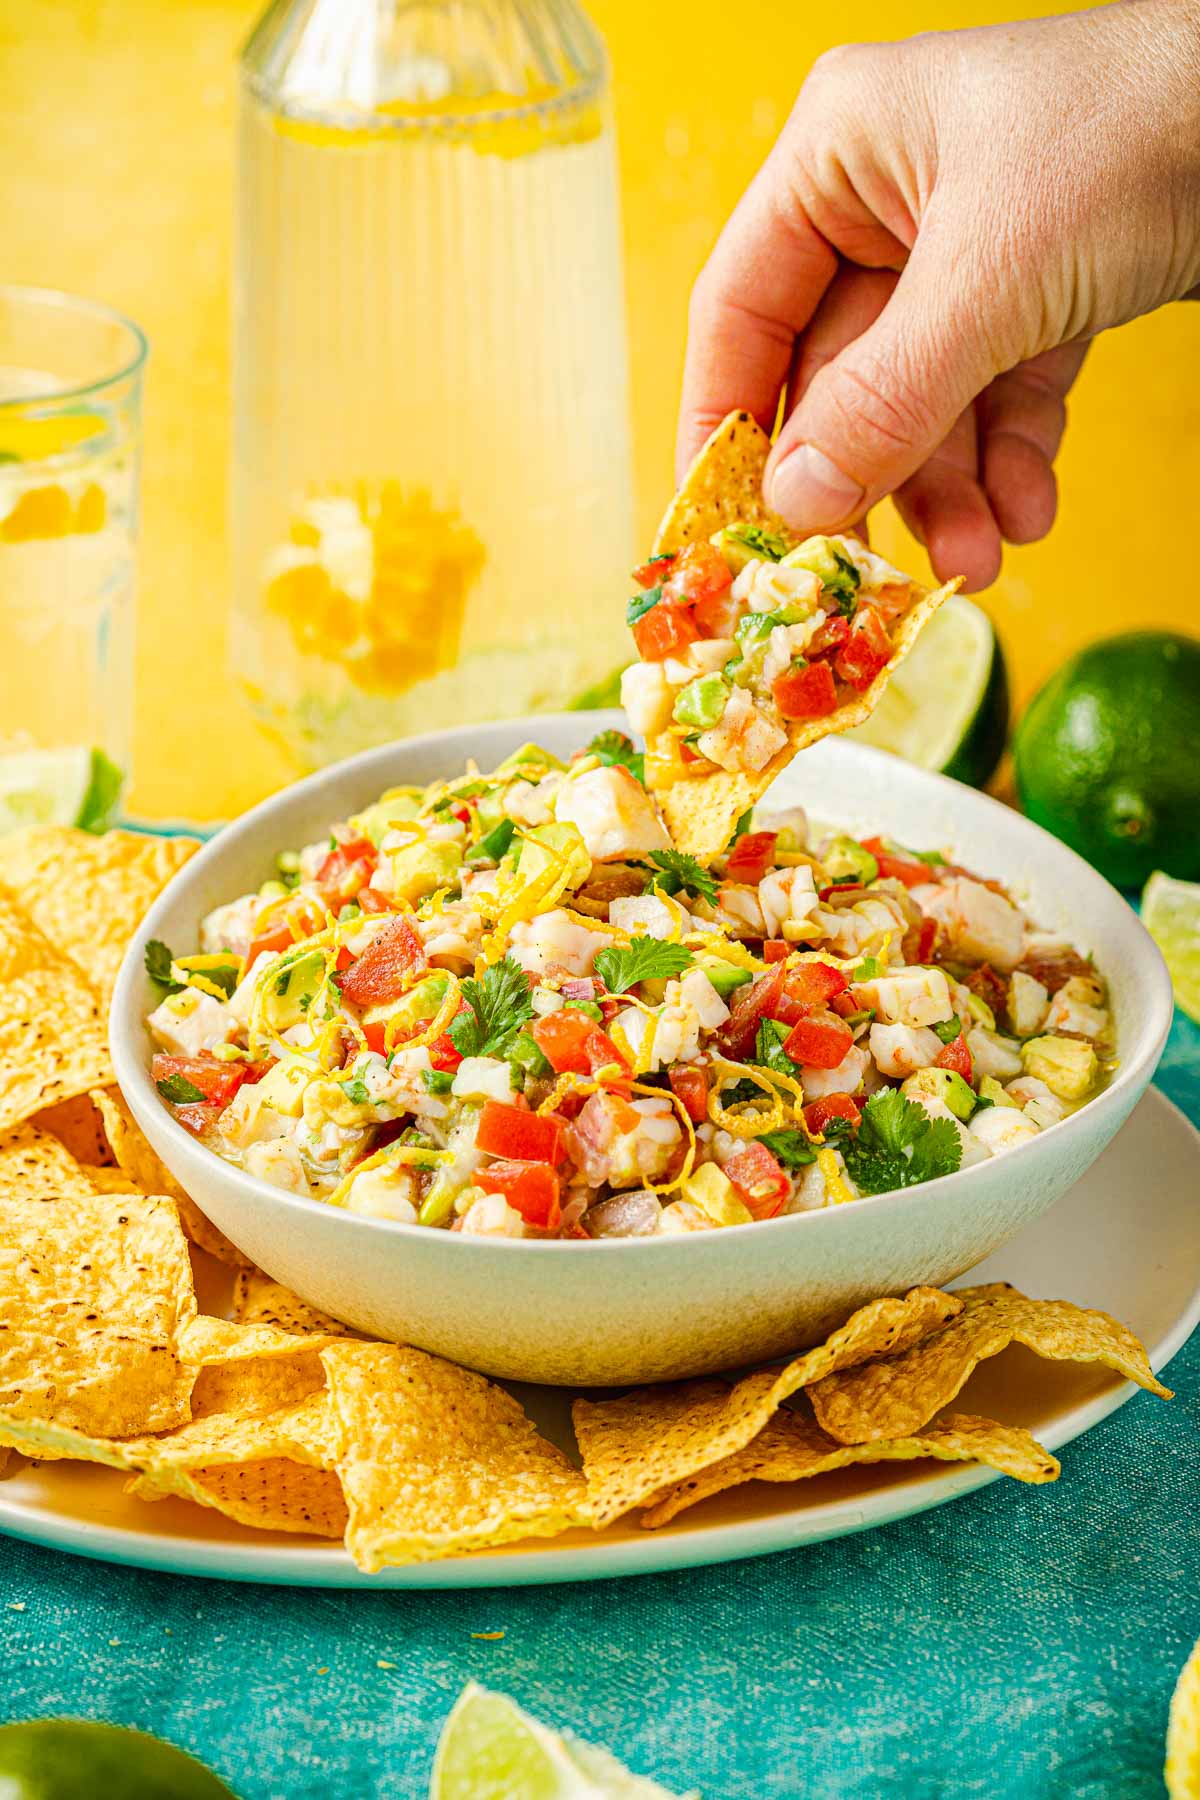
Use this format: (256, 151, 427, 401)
(676, 150, 839, 482)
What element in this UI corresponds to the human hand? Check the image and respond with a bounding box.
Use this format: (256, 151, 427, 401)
(678, 0, 1200, 589)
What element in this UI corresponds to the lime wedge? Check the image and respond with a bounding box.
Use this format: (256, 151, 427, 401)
(1142, 871, 1200, 1023)
(1167, 1633, 1200, 1799)
(430, 1684, 698, 1800)
(0, 746, 124, 835)
(847, 594, 1008, 786)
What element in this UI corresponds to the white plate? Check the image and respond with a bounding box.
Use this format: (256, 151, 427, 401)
(1, 1088, 1195, 1588)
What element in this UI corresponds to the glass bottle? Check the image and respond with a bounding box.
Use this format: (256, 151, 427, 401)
(232, 0, 634, 770)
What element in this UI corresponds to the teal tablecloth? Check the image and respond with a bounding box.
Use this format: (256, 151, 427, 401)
(1, 1016, 1196, 1799)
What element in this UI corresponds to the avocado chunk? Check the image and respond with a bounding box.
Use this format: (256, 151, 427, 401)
(1021, 1034, 1099, 1101)
(261, 947, 327, 1032)
(495, 741, 566, 774)
(901, 1066, 977, 1121)
(364, 971, 450, 1044)
(384, 836, 462, 904)
(781, 535, 860, 607)
(696, 955, 754, 998)
(823, 834, 879, 885)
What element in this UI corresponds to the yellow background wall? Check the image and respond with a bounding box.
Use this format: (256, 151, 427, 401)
(2, 0, 1196, 821)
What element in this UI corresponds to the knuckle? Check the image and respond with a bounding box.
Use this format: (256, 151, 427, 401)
(828, 352, 941, 458)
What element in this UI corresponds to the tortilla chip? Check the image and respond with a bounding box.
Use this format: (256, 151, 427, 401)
(646, 410, 959, 861)
(810, 1284, 1171, 1445)
(232, 1266, 354, 1339)
(653, 410, 792, 555)
(641, 1410, 1060, 1527)
(128, 1459, 348, 1538)
(35, 1093, 116, 1166)
(0, 825, 199, 1005)
(0, 1121, 97, 1199)
(0, 894, 113, 1132)
(573, 1286, 961, 1527)
(0, 1190, 196, 1437)
(90, 1086, 246, 1267)
(322, 1341, 589, 1571)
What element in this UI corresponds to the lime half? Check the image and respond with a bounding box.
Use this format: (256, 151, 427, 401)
(0, 1720, 238, 1799)
(1167, 1634, 1200, 1799)
(847, 594, 1008, 787)
(1142, 871, 1200, 1023)
(430, 1684, 698, 1800)
(0, 746, 124, 835)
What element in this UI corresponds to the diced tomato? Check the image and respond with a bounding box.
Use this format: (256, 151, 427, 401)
(678, 741, 705, 764)
(662, 542, 734, 609)
(315, 836, 378, 905)
(477, 1101, 562, 1164)
(903, 916, 939, 964)
(530, 1011, 630, 1079)
(172, 1102, 224, 1137)
(476, 1160, 562, 1231)
(357, 887, 395, 915)
(804, 1092, 862, 1134)
(427, 1032, 464, 1072)
(633, 553, 676, 587)
(783, 1009, 854, 1070)
(835, 607, 892, 691)
(693, 587, 743, 638)
(781, 960, 849, 1013)
(761, 939, 791, 963)
(859, 836, 930, 890)
(243, 920, 296, 967)
(831, 990, 861, 1018)
(723, 1141, 791, 1220)
(151, 1052, 248, 1111)
(716, 964, 787, 1059)
(334, 944, 354, 971)
(632, 602, 700, 663)
(725, 830, 778, 886)
(935, 1027, 974, 1083)
(808, 614, 852, 657)
(244, 897, 326, 968)
(339, 915, 428, 1007)
(668, 1065, 709, 1124)
(771, 659, 839, 721)
(362, 1020, 388, 1056)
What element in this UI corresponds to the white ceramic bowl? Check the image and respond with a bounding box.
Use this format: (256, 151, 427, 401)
(110, 712, 1174, 1387)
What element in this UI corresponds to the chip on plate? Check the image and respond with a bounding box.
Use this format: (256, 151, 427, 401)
(322, 1341, 590, 1571)
(641, 1409, 1060, 1527)
(573, 1286, 961, 1527)
(0, 825, 199, 1005)
(34, 1092, 116, 1166)
(0, 894, 113, 1132)
(0, 1121, 97, 1201)
(809, 1283, 1172, 1444)
(232, 1266, 354, 1339)
(644, 411, 959, 861)
(90, 1086, 246, 1267)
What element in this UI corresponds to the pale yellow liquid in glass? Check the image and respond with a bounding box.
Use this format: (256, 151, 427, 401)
(232, 90, 635, 768)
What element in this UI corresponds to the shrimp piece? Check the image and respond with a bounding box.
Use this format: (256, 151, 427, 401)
(868, 1023, 945, 1078)
(915, 878, 1025, 972)
(697, 686, 787, 774)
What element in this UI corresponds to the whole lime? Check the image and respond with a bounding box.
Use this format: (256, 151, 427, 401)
(1014, 631, 1200, 889)
(0, 1721, 238, 1799)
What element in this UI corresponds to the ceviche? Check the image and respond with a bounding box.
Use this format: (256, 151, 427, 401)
(144, 738, 1111, 1239)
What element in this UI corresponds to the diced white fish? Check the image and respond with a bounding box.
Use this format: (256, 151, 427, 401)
(554, 765, 670, 861)
(916, 878, 1025, 972)
(508, 909, 611, 977)
(147, 987, 233, 1058)
(620, 660, 675, 737)
(856, 966, 954, 1029)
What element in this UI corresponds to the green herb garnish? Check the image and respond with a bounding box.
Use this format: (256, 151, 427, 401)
(758, 1129, 818, 1169)
(585, 729, 646, 786)
(594, 937, 693, 995)
(156, 1074, 206, 1106)
(448, 956, 535, 1060)
(626, 585, 663, 626)
(648, 849, 719, 907)
(841, 1090, 962, 1195)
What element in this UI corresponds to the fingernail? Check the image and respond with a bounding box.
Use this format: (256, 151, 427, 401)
(769, 445, 864, 528)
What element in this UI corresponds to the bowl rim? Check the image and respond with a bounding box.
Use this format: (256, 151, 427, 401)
(110, 711, 1176, 1258)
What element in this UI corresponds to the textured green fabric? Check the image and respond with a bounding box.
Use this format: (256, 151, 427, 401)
(0, 1013, 1196, 1799)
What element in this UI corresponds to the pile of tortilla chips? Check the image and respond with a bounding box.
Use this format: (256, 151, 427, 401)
(646, 411, 961, 861)
(0, 816, 1172, 1573)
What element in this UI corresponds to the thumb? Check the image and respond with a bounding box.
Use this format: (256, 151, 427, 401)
(764, 243, 999, 531)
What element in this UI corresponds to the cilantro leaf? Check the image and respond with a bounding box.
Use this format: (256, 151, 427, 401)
(585, 729, 645, 786)
(828, 549, 861, 617)
(841, 1090, 962, 1195)
(144, 939, 182, 992)
(648, 849, 718, 907)
(593, 937, 693, 995)
(759, 1129, 817, 1169)
(448, 956, 534, 1059)
(932, 1016, 963, 1044)
(753, 1018, 798, 1076)
(728, 523, 790, 562)
(626, 585, 663, 627)
(156, 1074, 206, 1106)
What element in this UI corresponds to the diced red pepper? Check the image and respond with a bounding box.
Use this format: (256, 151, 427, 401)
(334, 944, 354, 971)
(362, 1020, 388, 1056)
(859, 837, 931, 890)
(633, 553, 675, 588)
(339, 915, 428, 1007)
(243, 920, 296, 967)
(723, 1141, 791, 1220)
(662, 541, 734, 609)
(725, 831, 778, 886)
(668, 1065, 709, 1124)
(835, 607, 892, 691)
(151, 1052, 248, 1111)
(476, 1160, 562, 1230)
(632, 602, 700, 663)
(783, 1008, 854, 1070)
(315, 836, 378, 906)
(804, 1092, 862, 1134)
(808, 614, 852, 657)
(716, 964, 787, 1059)
(357, 887, 395, 915)
(761, 939, 791, 963)
(781, 960, 849, 1012)
(935, 1026, 974, 1082)
(678, 741, 705, 764)
(771, 659, 839, 721)
(903, 916, 939, 964)
(477, 1101, 562, 1164)
(428, 1032, 464, 1072)
(530, 1011, 630, 1079)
